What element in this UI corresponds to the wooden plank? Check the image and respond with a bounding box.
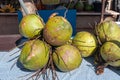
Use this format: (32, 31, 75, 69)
(0, 34, 21, 51)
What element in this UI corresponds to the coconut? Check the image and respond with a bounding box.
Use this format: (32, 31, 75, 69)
(100, 41, 120, 67)
(72, 31, 98, 57)
(43, 14, 73, 46)
(19, 39, 50, 70)
(19, 14, 44, 39)
(96, 21, 120, 43)
(52, 44, 82, 72)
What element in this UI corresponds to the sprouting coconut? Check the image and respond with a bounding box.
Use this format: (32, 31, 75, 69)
(19, 14, 45, 39)
(100, 41, 120, 67)
(19, 39, 50, 70)
(43, 13, 73, 46)
(72, 31, 98, 57)
(96, 20, 120, 43)
(52, 44, 82, 72)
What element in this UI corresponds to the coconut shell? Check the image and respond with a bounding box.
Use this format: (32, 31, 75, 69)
(96, 21, 120, 43)
(43, 15, 73, 46)
(19, 14, 44, 39)
(72, 31, 98, 57)
(52, 44, 82, 72)
(19, 39, 50, 70)
(100, 41, 120, 67)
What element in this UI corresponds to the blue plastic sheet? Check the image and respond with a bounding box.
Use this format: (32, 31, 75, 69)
(0, 48, 120, 80)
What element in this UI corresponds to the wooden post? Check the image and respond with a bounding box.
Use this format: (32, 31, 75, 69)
(100, 0, 106, 23)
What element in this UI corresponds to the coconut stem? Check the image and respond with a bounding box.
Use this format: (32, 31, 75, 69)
(18, 0, 29, 14)
(49, 13, 58, 19)
(49, 50, 59, 80)
(100, 0, 106, 23)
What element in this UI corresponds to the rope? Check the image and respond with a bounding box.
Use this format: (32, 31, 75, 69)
(64, 0, 73, 18)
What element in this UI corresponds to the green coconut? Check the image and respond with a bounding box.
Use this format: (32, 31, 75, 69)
(100, 41, 120, 67)
(96, 21, 120, 43)
(19, 39, 50, 70)
(52, 44, 82, 72)
(72, 31, 98, 57)
(43, 14, 73, 46)
(19, 14, 44, 39)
